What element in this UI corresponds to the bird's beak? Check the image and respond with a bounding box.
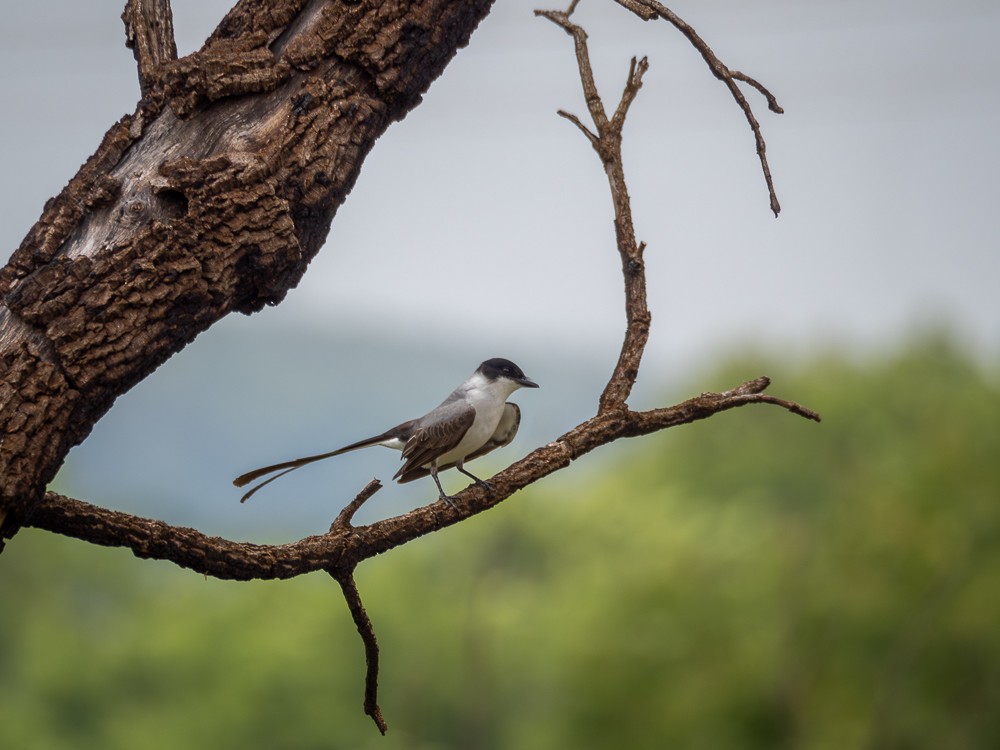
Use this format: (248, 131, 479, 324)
(518, 376, 540, 388)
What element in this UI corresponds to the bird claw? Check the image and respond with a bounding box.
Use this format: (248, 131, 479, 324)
(435, 474, 494, 509)
(438, 494, 459, 510)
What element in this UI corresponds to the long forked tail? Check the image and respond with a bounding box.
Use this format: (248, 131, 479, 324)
(233, 434, 389, 503)
(235, 463, 309, 504)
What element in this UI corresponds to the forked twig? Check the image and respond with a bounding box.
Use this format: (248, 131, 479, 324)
(610, 0, 784, 215)
(536, 5, 651, 409)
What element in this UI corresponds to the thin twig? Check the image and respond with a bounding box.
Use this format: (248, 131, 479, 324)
(556, 110, 599, 148)
(633, 380, 821, 433)
(332, 479, 383, 531)
(330, 570, 388, 734)
(731, 71, 784, 114)
(610, 55, 649, 133)
(611, 0, 784, 215)
(743, 394, 821, 423)
(535, 9, 609, 132)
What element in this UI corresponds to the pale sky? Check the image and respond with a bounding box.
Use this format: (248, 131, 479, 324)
(2, 0, 997, 373)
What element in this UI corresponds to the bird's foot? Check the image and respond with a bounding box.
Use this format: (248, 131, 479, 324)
(473, 478, 495, 493)
(438, 494, 460, 510)
(457, 467, 494, 493)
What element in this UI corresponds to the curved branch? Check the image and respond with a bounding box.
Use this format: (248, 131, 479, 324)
(26, 382, 818, 738)
(330, 570, 387, 734)
(332, 478, 383, 530)
(28, 379, 817, 576)
(611, 0, 784, 215)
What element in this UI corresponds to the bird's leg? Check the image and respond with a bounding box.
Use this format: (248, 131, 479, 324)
(429, 465, 459, 509)
(456, 464, 494, 493)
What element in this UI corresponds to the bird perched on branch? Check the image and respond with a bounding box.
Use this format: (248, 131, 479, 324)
(234, 358, 539, 507)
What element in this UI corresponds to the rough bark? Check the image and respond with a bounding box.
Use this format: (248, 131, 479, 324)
(0, 0, 495, 543)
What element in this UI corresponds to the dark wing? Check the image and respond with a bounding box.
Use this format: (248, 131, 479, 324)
(393, 401, 475, 482)
(396, 403, 520, 483)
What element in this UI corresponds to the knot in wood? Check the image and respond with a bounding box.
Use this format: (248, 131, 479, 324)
(123, 197, 150, 223)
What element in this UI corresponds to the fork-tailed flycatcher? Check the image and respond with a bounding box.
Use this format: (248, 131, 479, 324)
(234, 358, 539, 507)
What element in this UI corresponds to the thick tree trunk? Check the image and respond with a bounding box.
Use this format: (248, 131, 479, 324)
(0, 0, 495, 545)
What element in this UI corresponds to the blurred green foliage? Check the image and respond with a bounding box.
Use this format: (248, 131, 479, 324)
(2, 335, 999, 749)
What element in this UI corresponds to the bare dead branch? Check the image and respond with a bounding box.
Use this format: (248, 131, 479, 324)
(631, 377, 821, 433)
(122, 0, 178, 96)
(28, 492, 351, 580)
(330, 570, 387, 734)
(610, 55, 649, 133)
(535, 9, 609, 132)
(537, 4, 651, 410)
(332, 479, 384, 531)
(611, 0, 784, 215)
(731, 71, 784, 114)
(28, 375, 819, 576)
(556, 110, 599, 148)
(28, 369, 818, 731)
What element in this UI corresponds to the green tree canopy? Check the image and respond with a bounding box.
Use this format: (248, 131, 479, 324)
(2, 335, 998, 749)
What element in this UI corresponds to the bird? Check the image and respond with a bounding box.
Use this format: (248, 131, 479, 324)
(233, 358, 539, 507)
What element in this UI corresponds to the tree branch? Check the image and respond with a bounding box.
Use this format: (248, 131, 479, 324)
(556, 110, 599, 148)
(29, 378, 818, 575)
(122, 0, 178, 96)
(330, 570, 388, 734)
(536, 5, 652, 410)
(332, 479, 383, 531)
(611, 0, 784, 216)
(26, 373, 818, 731)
